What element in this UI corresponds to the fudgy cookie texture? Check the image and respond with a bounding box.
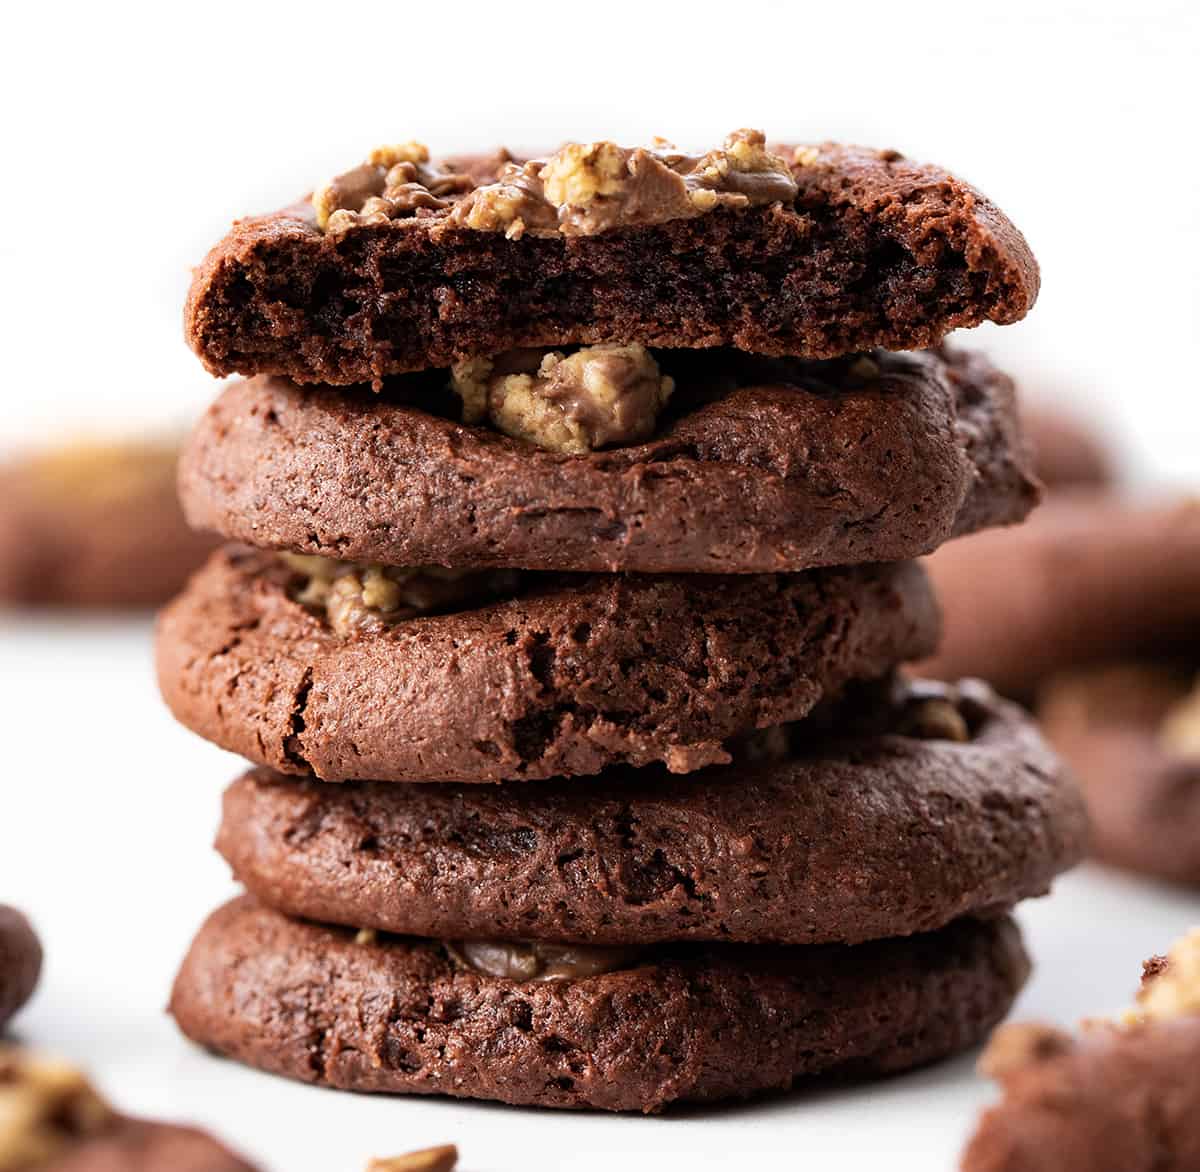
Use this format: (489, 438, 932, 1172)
(185, 138, 1038, 385)
(1039, 665, 1200, 884)
(170, 896, 1028, 1113)
(1021, 403, 1115, 492)
(0, 905, 41, 1030)
(217, 680, 1086, 946)
(179, 345, 1039, 574)
(917, 497, 1200, 698)
(0, 441, 218, 608)
(962, 932, 1200, 1172)
(156, 548, 938, 782)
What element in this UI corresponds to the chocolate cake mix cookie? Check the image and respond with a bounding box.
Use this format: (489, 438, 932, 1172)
(1021, 403, 1115, 491)
(0, 1047, 258, 1171)
(156, 547, 938, 782)
(961, 929, 1200, 1172)
(185, 132, 1038, 386)
(171, 896, 1028, 1113)
(216, 680, 1085, 946)
(0, 439, 218, 609)
(179, 345, 1038, 574)
(917, 497, 1200, 698)
(0, 906, 41, 1032)
(1039, 664, 1200, 884)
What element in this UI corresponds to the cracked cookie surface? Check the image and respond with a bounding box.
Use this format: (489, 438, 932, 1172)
(170, 896, 1028, 1113)
(154, 548, 938, 783)
(215, 679, 1085, 945)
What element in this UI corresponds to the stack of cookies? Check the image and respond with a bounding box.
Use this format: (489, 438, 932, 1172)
(157, 130, 1086, 1112)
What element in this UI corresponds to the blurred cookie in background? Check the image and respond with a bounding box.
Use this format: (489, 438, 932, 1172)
(916, 497, 1200, 701)
(0, 1046, 259, 1171)
(0, 439, 217, 609)
(917, 497, 1200, 883)
(1020, 402, 1115, 491)
(1041, 665, 1200, 884)
(0, 906, 41, 1033)
(961, 928, 1200, 1171)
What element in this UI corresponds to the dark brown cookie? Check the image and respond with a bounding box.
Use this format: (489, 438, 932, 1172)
(156, 547, 938, 783)
(1038, 664, 1200, 884)
(185, 139, 1037, 385)
(170, 896, 1028, 1113)
(216, 680, 1085, 946)
(0, 440, 218, 609)
(0, 905, 41, 1031)
(179, 345, 1038, 574)
(1021, 403, 1115, 492)
(917, 497, 1200, 698)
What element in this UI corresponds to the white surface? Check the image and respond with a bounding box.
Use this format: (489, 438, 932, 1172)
(3, 2, 1200, 1170)
(2, 614, 1200, 1171)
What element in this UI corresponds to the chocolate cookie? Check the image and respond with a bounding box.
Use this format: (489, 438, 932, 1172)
(185, 134, 1037, 386)
(216, 680, 1085, 946)
(179, 345, 1038, 574)
(0, 905, 41, 1031)
(170, 896, 1028, 1113)
(962, 931, 1200, 1172)
(917, 497, 1200, 698)
(1021, 403, 1115, 492)
(0, 1046, 258, 1171)
(0, 439, 218, 608)
(156, 547, 938, 782)
(1039, 664, 1200, 884)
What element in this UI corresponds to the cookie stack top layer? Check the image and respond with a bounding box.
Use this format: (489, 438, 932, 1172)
(185, 132, 1038, 385)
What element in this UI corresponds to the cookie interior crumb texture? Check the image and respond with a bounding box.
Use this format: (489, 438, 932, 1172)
(185, 136, 1038, 385)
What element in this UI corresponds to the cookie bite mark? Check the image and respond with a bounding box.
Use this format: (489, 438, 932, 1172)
(450, 344, 674, 454)
(186, 137, 1038, 384)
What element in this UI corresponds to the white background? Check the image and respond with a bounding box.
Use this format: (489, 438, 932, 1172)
(2, 2, 1199, 1169)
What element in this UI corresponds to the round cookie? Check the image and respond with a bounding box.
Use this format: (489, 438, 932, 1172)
(216, 680, 1086, 946)
(170, 896, 1029, 1113)
(156, 547, 938, 783)
(0, 905, 42, 1030)
(1039, 664, 1200, 884)
(917, 497, 1200, 698)
(178, 345, 1038, 575)
(0, 439, 218, 608)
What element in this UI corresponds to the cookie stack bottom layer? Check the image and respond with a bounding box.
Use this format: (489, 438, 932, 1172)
(172, 899, 1027, 1113)
(170, 681, 1086, 1112)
